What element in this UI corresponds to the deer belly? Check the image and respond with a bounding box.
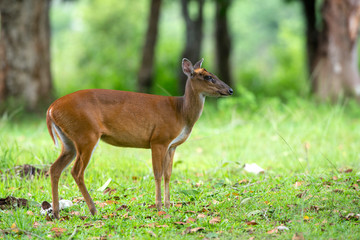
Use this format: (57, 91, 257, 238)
(101, 133, 151, 148)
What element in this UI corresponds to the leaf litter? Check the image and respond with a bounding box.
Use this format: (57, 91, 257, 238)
(0, 196, 28, 209)
(1, 164, 49, 179)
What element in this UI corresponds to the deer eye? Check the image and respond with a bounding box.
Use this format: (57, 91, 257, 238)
(204, 75, 213, 81)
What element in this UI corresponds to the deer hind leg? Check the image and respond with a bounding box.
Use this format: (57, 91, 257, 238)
(151, 144, 168, 211)
(50, 124, 76, 219)
(71, 135, 99, 216)
(164, 147, 176, 208)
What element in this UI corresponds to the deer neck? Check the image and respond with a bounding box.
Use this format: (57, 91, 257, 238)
(181, 79, 205, 129)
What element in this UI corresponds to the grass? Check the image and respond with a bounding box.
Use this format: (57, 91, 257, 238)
(0, 97, 360, 239)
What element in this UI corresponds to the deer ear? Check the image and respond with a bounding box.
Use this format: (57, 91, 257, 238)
(194, 58, 204, 69)
(182, 58, 194, 77)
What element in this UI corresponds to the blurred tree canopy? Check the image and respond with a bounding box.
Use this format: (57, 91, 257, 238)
(51, 0, 307, 99)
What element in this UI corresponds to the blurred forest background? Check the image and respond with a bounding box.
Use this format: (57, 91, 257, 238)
(1, 0, 360, 112)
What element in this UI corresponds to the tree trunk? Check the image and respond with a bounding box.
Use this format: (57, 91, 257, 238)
(302, 0, 360, 100)
(0, 0, 53, 112)
(301, 0, 319, 91)
(215, 0, 233, 87)
(179, 0, 204, 94)
(137, 0, 162, 93)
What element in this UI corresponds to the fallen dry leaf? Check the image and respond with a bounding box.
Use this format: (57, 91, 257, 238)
(174, 221, 186, 225)
(200, 207, 209, 213)
(83, 223, 94, 228)
(195, 181, 203, 187)
(51, 227, 67, 237)
(333, 189, 344, 193)
(103, 187, 117, 195)
(186, 217, 196, 223)
(26, 210, 34, 215)
(122, 212, 134, 220)
(181, 226, 205, 235)
(294, 181, 303, 188)
(197, 213, 206, 218)
(116, 204, 129, 211)
(163, 214, 172, 219)
(239, 179, 249, 184)
(59, 216, 70, 221)
(267, 228, 278, 234)
(96, 201, 107, 208)
(70, 211, 81, 216)
(156, 224, 168, 228)
(209, 217, 221, 225)
(157, 211, 166, 216)
(105, 200, 118, 205)
(138, 223, 156, 228)
(11, 223, 19, 233)
(245, 220, 258, 226)
(102, 213, 116, 219)
(147, 230, 156, 237)
(33, 221, 41, 228)
(191, 227, 205, 233)
(72, 197, 84, 203)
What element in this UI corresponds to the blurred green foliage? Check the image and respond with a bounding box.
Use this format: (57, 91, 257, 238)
(51, 0, 307, 100)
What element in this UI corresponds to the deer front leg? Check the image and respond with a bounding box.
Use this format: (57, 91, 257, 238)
(151, 144, 167, 211)
(164, 147, 176, 208)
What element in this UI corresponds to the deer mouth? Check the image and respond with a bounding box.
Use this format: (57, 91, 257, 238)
(217, 91, 231, 96)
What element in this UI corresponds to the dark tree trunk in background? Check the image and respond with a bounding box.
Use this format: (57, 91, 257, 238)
(301, 0, 318, 90)
(179, 0, 204, 94)
(0, 0, 53, 111)
(215, 0, 233, 87)
(301, 0, 360, 100)
(137, 0, 162, 93)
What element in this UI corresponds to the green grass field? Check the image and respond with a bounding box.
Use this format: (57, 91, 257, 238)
(1, 98, 360, 239)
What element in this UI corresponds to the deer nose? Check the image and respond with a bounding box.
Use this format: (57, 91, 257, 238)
(228, 88, 233, 95)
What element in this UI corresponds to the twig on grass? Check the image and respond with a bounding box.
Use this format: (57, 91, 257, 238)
(67, 226, 78, 240)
